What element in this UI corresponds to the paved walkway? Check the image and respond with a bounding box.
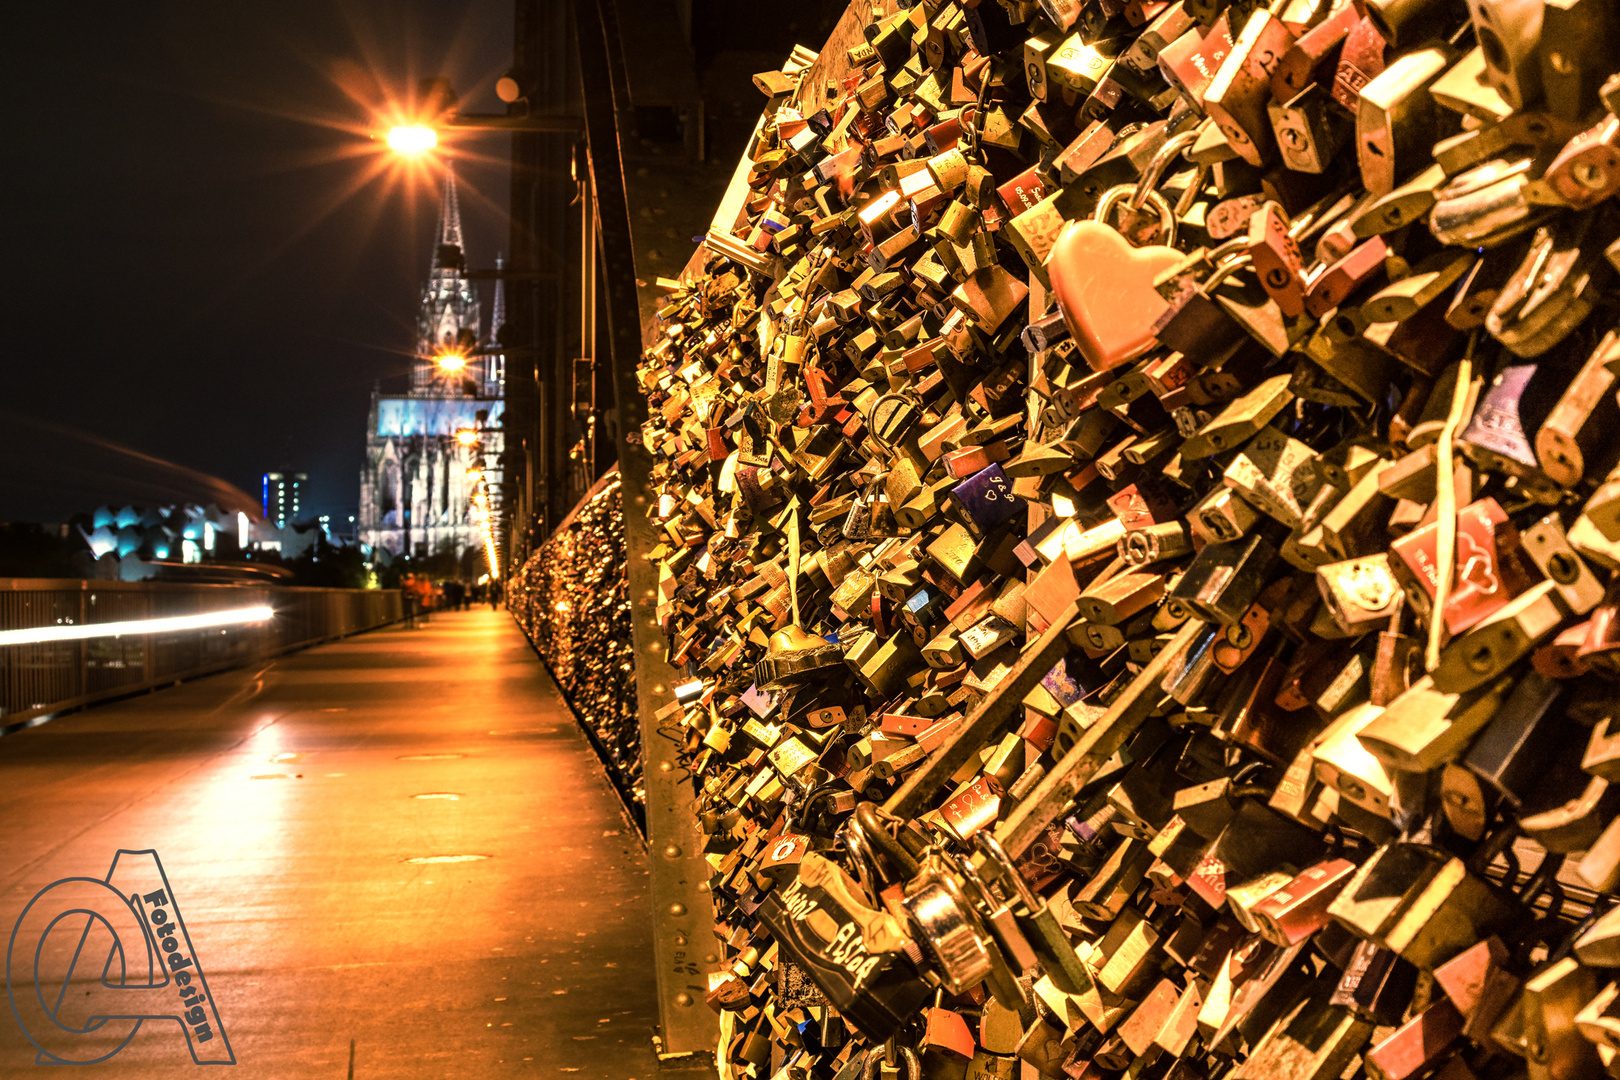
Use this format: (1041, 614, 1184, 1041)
(0, 610, 661, 1079)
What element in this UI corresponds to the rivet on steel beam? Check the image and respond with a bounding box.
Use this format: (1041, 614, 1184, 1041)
(669, 902, 687, 916)
(652, 684, 666, 693)
(665, 844, 682, 858)
(660, 761, 674, 772)
(675, 992, 694, 1007)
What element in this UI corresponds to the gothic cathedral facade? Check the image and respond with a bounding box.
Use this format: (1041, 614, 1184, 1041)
(358, 163, 505, 563)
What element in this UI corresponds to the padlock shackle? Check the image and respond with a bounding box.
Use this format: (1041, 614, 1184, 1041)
(1204, 252, 1253, 293)
(975, 831, 1044, 912)
(1468, 822, 1522, 875)
(855, 801, 922, 878)
(864, 392, 917, 455)
(841, 817, 885, 904)
(1095, 185, 1180, 248)
(1131, 129, 1199, 211)
(862, 1043, 921, 1080)
(795, 782, 845, 833)
(1517, 852, 1567, 913)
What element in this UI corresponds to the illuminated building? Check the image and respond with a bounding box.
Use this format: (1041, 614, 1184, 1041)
(262, 471, 306, 528)
(358, 164, 505, 560)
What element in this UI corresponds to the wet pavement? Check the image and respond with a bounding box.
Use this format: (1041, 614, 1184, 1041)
(0, 609, 663, 1079)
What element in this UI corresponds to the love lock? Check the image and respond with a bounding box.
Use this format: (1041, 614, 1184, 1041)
(901, 846, 1028, 1010)
(1093, 129, 1197, 248)
(861, 1042, 921, 1080)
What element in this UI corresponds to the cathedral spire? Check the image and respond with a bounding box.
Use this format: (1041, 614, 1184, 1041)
(415, 161, 480, 392)
(431, 161, 466, 275)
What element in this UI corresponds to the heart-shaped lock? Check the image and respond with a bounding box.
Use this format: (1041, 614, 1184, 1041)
(1048, 220, 1179, 373)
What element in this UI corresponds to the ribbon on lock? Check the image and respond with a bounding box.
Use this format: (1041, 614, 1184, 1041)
(1048, 131, 1196, 373)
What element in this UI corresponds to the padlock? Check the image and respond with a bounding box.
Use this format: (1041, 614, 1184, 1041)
(755, 849, 931, 1043)
(1357, 46, 1456, 198)
(1485, 210, 1618, 358)
(976, 832, 1093, 995)
(1356, 673, 1512, 776)
(628, 9, 1620, 1080)
(1248, 858, 1359, 946)
(1537, 0, 1616, 121)
(1535, 328, 1620, 488)
(1521, 513, 1607, 615)
(900, 849, 1028, 1009)
(1428, 155, 1551, 248)
(1431, 580, 1571, 692)
(1332, 939, 1420, 1025)
(1173, 534, 1282, 627)
(1325, 827, 1519, 969)
(1440, 671, 1567, 829)
(1204, 10, 1297, 167)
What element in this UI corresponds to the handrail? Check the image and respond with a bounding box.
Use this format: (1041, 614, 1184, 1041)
(0, 582, 403, 730)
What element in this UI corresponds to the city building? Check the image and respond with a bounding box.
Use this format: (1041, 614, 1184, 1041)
(262, 471, 306, 527)
(357, 163, 504, 562)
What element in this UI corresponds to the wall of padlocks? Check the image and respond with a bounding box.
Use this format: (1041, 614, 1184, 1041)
(632, 0, 1620, 1077)
(508, 469, 645, 816)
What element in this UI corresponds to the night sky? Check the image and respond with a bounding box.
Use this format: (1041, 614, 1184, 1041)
(4, 1, 515, 526)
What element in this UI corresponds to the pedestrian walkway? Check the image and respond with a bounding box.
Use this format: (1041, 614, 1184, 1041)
(0, 610, 661, 1079)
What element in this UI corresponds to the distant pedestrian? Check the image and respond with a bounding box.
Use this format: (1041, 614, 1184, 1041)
(489, 580, 502, 610)
(406, 574, 433, 624)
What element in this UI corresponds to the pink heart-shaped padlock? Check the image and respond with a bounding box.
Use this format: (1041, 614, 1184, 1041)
(1048, 220, 1179, 373)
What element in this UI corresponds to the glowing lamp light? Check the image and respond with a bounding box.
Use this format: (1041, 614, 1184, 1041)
(435, 353, 467, 374)
(387, 125, 438, 154)
(0, 605, 274, 648)
(454, 428, 479, 447)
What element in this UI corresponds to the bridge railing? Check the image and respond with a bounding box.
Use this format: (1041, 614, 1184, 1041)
(0, 580, 402, 729)
(506, 467, 644, 825)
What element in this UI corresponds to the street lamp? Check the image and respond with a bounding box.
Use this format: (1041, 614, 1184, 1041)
(435, 353, 468, 374)
(378, 79, 580, 156)
(454, 428, 479, 447)
(387, 125, 438, 154)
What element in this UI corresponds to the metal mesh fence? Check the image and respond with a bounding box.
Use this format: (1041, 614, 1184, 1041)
(0, 581, 402, 726)
(507, 469, 643, 817)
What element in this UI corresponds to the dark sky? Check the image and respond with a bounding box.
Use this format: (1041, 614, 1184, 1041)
(4, 0, 514, 526)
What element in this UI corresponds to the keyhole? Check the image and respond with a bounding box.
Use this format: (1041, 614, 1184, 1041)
(1574, 161, 1608, 190)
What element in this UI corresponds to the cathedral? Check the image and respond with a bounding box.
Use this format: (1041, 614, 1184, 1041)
(358, 163, 505, 563)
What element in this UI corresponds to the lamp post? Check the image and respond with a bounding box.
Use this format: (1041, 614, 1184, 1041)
(381, 77, 581, 152)
(376, 78, 586, 574)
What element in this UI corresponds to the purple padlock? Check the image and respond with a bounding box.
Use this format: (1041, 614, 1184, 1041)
(950, 463, 1022, 535)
